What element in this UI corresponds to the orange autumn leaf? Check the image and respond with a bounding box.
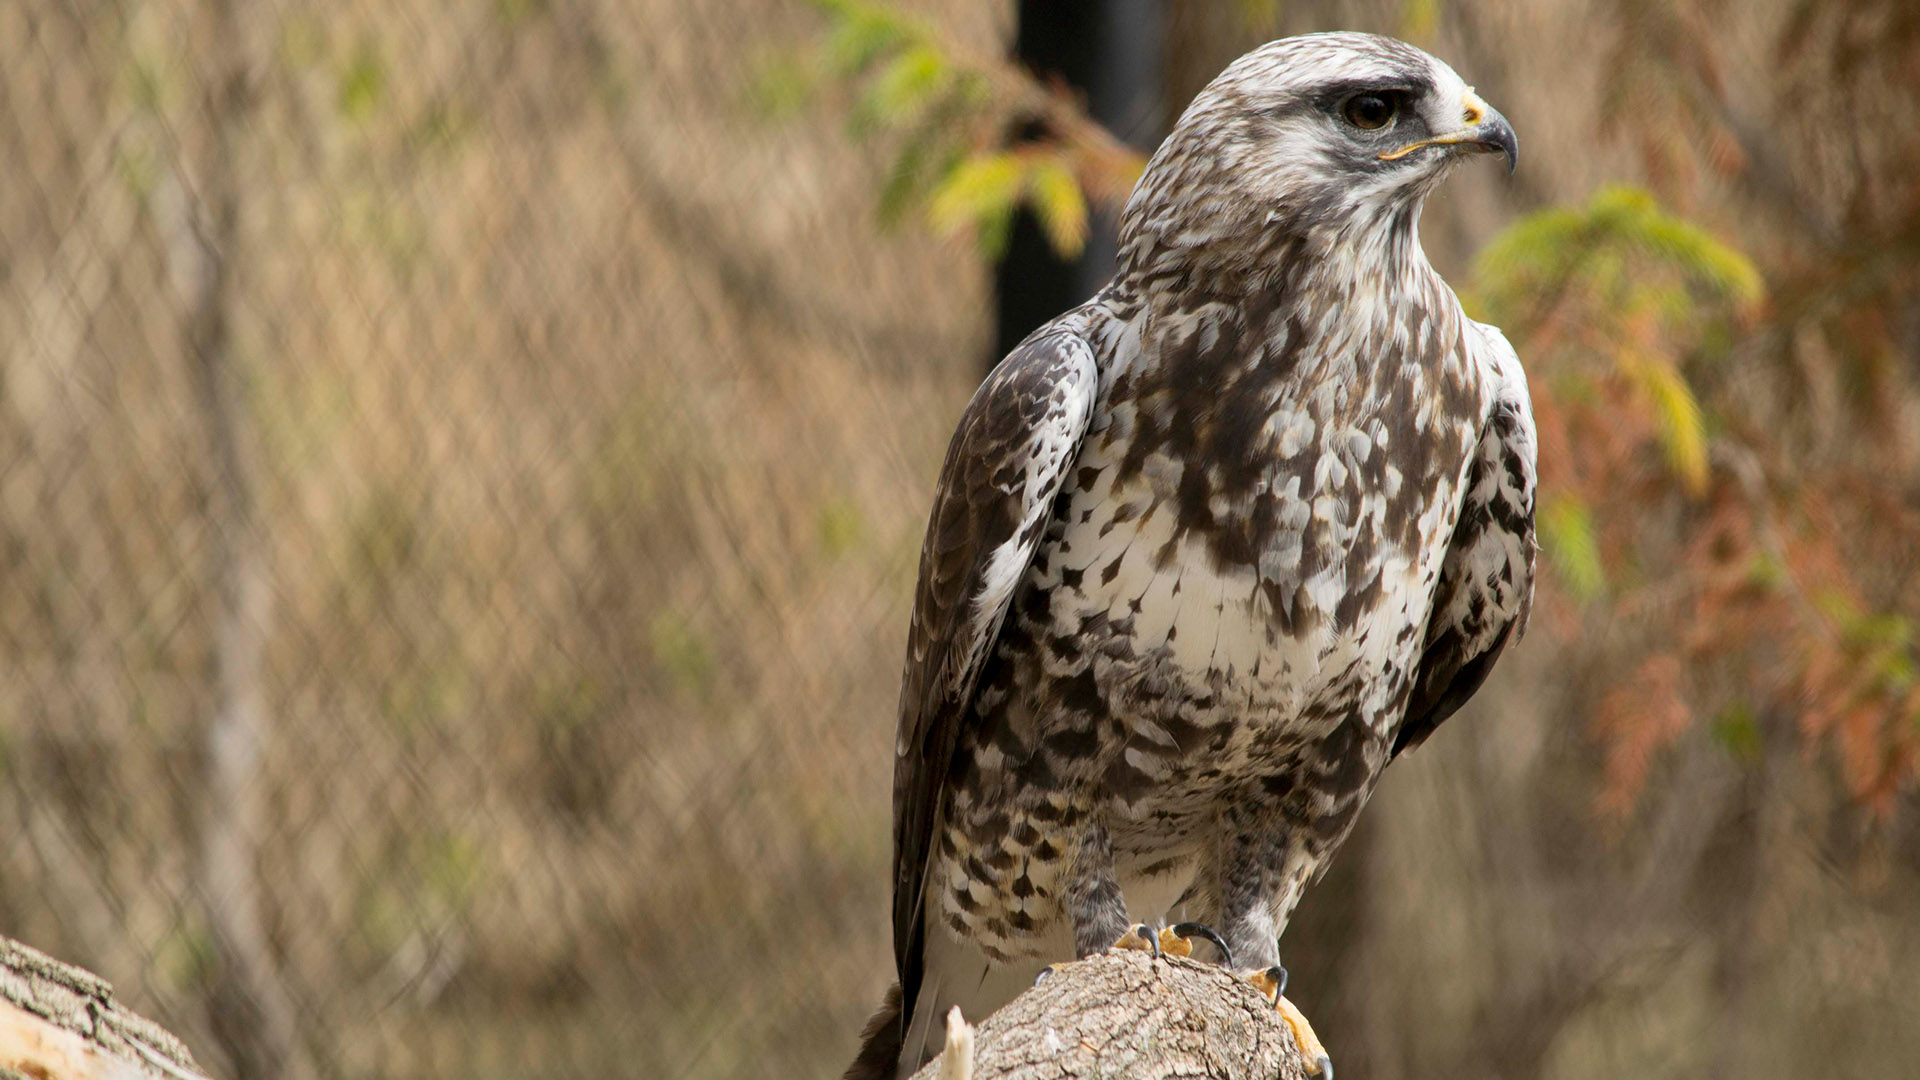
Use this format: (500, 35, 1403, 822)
(1592, 655, 1695, 818)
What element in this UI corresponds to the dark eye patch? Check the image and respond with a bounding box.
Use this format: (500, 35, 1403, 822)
(1306, 75, 1431, 117)
(1246, 73, 1435, 147)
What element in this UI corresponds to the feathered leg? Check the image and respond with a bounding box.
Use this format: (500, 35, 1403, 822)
(1201, 804, 1335, 1079)
(1030, 822, 1160, 987)
(1065, 822, 1134, 958)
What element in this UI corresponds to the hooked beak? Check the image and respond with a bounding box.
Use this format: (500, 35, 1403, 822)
(1378, 88, 1518, 175)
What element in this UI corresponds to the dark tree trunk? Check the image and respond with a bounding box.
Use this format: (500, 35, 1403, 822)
(994, 0, 1168, 368)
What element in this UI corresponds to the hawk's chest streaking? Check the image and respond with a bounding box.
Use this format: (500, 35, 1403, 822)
(932, 282, 1495, 961)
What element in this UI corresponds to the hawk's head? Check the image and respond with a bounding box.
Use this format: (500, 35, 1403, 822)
(1118, 33, 1515, 278)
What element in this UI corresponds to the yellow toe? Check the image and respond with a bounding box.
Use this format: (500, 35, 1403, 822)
(1276, 994, 1332, 1077)
(1239, 965, 1285, 1002)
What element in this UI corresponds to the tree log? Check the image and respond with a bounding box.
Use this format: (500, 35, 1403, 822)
(0, 937, 210, 1080)
(908, 950, 1313, 1080)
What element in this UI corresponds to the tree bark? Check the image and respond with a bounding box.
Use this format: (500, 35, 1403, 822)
(0, 936, 210, 1080)
(908, 951, 1313, 1080)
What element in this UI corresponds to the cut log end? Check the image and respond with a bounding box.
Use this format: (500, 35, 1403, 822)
(908, 950, 1316, 1080)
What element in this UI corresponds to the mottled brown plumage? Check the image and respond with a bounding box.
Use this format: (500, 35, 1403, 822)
(850, 33, 1535, 1080)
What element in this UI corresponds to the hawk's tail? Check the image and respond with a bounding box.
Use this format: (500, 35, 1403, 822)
(841, 982, 904, 1080)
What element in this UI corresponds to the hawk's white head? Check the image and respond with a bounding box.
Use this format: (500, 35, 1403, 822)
(1117, 33, 1516, 282)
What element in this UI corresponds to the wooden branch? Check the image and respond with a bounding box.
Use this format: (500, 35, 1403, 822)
(0, 937, 211, 1080)
(908, 951, 1314, 1080)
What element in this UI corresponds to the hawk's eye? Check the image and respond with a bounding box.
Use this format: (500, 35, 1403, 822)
(1341, 93, 1398, 130)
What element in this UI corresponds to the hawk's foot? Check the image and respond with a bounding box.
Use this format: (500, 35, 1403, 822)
(1241, 963, 1286, 1000)
(1109, 923, 1160, 955)
(1239, 966, 1332, 1079)
(1039, 923, 1161, 987)
(1033, 962, 1069, 987)
(1158, 922, 1233, 965)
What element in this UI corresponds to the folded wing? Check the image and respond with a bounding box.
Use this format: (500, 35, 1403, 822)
(891, 330, 1098, 1027)
(1395, 325, 1538, 758)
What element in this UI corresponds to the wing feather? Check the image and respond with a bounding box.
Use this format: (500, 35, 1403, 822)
(891, 330, 1097, 1022)
(1395, 324, 1537, 758)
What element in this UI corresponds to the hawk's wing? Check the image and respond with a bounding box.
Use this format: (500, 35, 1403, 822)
(1394, 324, 1537, 758)
(892, 329, 1097, 1017)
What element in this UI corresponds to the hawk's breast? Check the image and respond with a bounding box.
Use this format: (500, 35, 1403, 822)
(933, 306, 1491, 959)
(1033, 375, 1477, 732)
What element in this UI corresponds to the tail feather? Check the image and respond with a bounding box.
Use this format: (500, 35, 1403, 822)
(841, 982, 904, 1080)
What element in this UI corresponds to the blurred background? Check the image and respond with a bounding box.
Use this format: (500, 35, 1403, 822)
(3, 1, 1918, 1078)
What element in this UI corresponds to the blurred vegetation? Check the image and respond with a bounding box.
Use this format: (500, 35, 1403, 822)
(772, 0, 1142, 258)
(3, 0, 982, 1076)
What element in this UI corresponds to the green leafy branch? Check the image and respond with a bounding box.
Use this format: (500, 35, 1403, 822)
(1471, 185, 1763, 597)
(769, 0, 1145, 259)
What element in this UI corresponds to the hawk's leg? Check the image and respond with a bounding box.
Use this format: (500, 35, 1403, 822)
(1201, 808, 1335, 1078)
(1033, 822, 1155, 987)
(1064, 821, 1132, 958)
(1063, 820, 1170, 958)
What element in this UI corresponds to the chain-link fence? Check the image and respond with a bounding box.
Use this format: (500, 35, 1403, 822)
(1, 2, 1015, 1077)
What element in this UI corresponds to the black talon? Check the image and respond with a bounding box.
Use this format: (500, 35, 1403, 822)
(1266, 964, 1288, 996)
(1168, 922, 1233, 967)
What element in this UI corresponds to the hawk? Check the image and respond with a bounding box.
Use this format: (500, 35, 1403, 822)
(848, 33, 1534, 1080)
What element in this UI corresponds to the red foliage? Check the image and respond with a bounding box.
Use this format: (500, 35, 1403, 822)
(1592, 656, 1694, 819)
(1530, 0, 1920, 821)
